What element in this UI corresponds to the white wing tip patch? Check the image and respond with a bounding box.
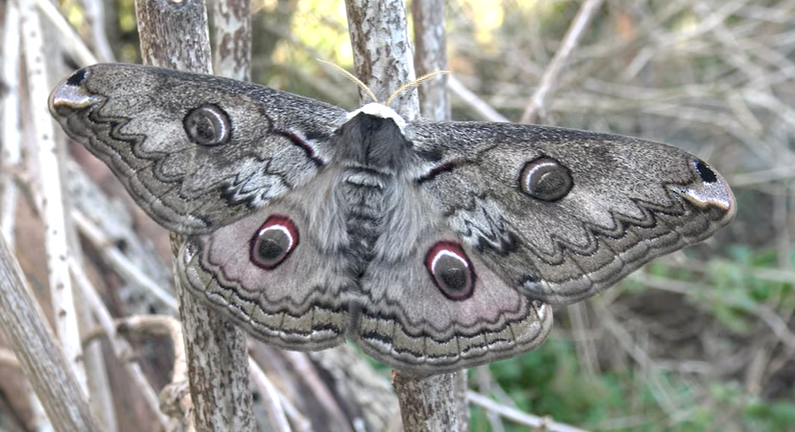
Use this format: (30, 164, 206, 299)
(50, 79, 101, 110)
(671, 179, 736, 222)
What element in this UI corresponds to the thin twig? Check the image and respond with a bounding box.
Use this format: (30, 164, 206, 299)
(68, 258, 170, 429)
(567, 303, 599, 375)
(447, 76, 510, 122)
(71, 210, 179, 311)
(34, 0, 97, 66)
(595, 302, 681, 418)
(21, 0, 87, 393)
(248, 358, 293, 432)
(76, 0, 116, 62)
(632, 272, 795, 351)
(468, 392, 590, 432)
(520, 0, 605, 123)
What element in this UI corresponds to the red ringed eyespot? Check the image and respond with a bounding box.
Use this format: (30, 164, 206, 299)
(425, 242, 475, 300)
(250, 215, 298, 269)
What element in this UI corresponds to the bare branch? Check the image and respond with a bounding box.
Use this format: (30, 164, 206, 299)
(412, 0, 449, 120)
(468, 392, 590, 432)
(21, 0, 87, 392)
(345, 0, 419, 117)
(72, 209, 179, 310)
(34, 0, 97, 66)
(343, 1, 465, 430)
(0, 235, 102, 432)
(1, 0, 21, 245)
(248, 358, 292, 432)
(448, 76, 510, 122)
(134, 0, 255, 430)
(68, 258, 169, 429)
(212, 0, 251, 81)
(75, 0, 116, 62)
(520, 0, 604, 124)
(393, 372, 464, 432)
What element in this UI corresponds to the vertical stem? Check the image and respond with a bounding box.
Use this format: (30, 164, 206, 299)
(76, 0, 116, 62)
(393, 372, 463, 432)
(21, 0, 87, 393)
(344, 0, 462, 430)
(134, 0, 255, 430)
(412, 2, 469, 429)
(344, 0, 419, 118)
(212, 0, 251, 81)
(1, 0, 20, 244)
(412, 0, 449, 120)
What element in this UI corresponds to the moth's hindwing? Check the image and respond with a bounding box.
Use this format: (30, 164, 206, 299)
(356, 208, 554, 374)
(177, 175, 355, 350)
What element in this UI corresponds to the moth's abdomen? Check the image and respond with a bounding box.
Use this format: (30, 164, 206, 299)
(338, 170, 389, 271)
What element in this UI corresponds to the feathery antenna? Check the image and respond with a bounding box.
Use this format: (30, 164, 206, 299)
(317, 59, 448, 109)
(317, 59, 378, 104)
(386, 71, 448, 106)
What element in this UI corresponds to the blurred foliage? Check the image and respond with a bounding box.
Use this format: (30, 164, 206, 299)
(470, 241, 795, 431)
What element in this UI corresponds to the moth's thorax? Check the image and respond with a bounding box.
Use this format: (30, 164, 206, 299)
(332, 106, 413, 173)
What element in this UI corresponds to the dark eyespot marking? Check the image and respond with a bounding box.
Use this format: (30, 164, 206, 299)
(519, 156, 573, 201)
(250, 216, 298, 269)
(184, 104, 231, 146)
(66, 69, 88, 86)
(426, 242, 475, 300)
(694, 159, 718, 183)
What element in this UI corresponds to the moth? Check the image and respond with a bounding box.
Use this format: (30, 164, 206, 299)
(49, 64, 735, 375)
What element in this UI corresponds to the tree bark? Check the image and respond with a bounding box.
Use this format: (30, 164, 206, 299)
(345, 0, 419, 117)
(345, 0, 463, 431)
(134, 0, 256, 430)
(0, 235, 102, 432)
(412, 0, 449, 120)
(212, 0, 251, 81)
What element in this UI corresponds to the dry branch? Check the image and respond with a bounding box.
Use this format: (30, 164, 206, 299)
(0, 236, 102, 432)
(1, 0, 21, 244)
(21, 0, 87, 393)
(69, 258, 169, 428)
(520, 0, 604, 123)
(345, 0, 418, 116)
(412, 0, 449, 120)
(134, 0, 255, 430)
(343, 0, 466, 431)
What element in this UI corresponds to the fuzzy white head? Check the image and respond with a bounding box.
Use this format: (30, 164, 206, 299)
(347, 103, 407, 134)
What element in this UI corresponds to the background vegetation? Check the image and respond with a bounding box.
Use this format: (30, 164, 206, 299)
(1, 0, 794, 431)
